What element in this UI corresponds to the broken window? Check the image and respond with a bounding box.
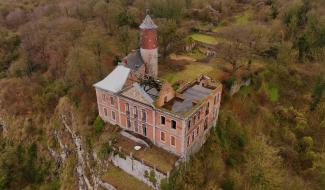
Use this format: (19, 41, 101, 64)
(126, 103, 129, 112)
(187, 120, 191, 130)
(102, 94, 106, 102)
(204, 118, 208, 130)
(171, 136, 176, 146)
(161, 116, 166, 125)
(171, 120, 176, 130)
(127, 119, 131, 128)
(103, 108, 107, 116)
(134, 106, 138, 118)
(206, 102, 210, 115)
(110, 97, 114, 105)
(143, 124, 147, 136)
(142, 109, 147, 122)
(161, 131, 165, 142)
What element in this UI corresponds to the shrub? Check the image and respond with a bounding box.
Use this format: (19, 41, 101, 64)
(221, 179, 234, 190)
(93, 116, 105, 134)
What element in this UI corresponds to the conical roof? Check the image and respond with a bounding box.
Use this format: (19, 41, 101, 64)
(139, 15, 158, 29)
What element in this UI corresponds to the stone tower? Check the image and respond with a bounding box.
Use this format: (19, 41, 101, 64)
(139, 15, 158, 78)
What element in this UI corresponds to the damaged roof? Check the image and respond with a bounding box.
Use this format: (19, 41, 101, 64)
(124, 50, 145, 71)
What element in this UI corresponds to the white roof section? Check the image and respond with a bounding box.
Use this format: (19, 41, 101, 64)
(139, 15, 158, 29)
(93, 65, 131, 93)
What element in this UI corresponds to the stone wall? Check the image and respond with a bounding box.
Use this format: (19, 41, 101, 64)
(109, 151, 167, 190)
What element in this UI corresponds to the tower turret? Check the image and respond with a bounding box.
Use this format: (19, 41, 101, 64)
(139, 15, 158, 78)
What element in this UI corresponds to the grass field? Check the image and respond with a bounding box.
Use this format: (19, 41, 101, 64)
(162, 62, 215, 83)
(102, 163, 153, 190)
(189, 33, 219, 45)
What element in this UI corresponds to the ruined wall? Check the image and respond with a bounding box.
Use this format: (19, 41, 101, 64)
(109, 152, 167, 190)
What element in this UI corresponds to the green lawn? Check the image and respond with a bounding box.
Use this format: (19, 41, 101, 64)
(234, 12, 251, 24)
(190, 33, 219, 45)
(102, 163, 153, 190)
(162, 63, 214, 84)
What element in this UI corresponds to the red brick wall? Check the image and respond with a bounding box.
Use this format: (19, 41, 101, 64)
(140, 29, 157, 50)
(156, 83, 176, 107)
(155, 111, 184, 154)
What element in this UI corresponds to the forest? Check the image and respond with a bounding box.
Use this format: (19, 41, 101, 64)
(0, 0, 324, 189)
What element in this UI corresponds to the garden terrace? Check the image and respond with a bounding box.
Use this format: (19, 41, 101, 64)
(102, 162, 153, 190)
(106, 126, 179, 174)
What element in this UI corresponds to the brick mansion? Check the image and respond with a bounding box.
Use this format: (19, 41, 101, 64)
(94, 15, 222, 158)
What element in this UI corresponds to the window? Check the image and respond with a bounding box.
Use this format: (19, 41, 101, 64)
(127, 119, 131, 128)
(134, 106, 138, 117)
(214, 95, 217, 105)
(161, 116, 166, 125)
(204, 118, 208, 130)
(171, 136, 176, 146)
(187, 120, 191, 130)
(134, 120, 138, 132)
(111, 111, 115, 121)
(206, 102, 210, 115)
(142, 109, 147, 122)
(161, 131, 165, 142)
(196, 128, 199, 136)
(110, 96, 114, 105)
(192, 131, 195, 141)
(187, 137, 190, 146)
(197, 111, 201, 120)
(103, 108, 108, 116)
(193, 116, 196, 124)
(143, 124, 147, 136)
(102, 94, 106, 102)
(125, 103, 129, 112)
(171, 120, 176, 130)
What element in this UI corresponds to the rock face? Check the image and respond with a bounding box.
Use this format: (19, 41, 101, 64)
(46, 112, 116, 190)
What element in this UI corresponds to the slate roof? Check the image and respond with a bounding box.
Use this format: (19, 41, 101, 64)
(93, 65, 130, 93)
(124, 50, 145, 71)
(139, 15, 158, 29)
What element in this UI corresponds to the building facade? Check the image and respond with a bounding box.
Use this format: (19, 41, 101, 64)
(94, 15, 222, 158)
